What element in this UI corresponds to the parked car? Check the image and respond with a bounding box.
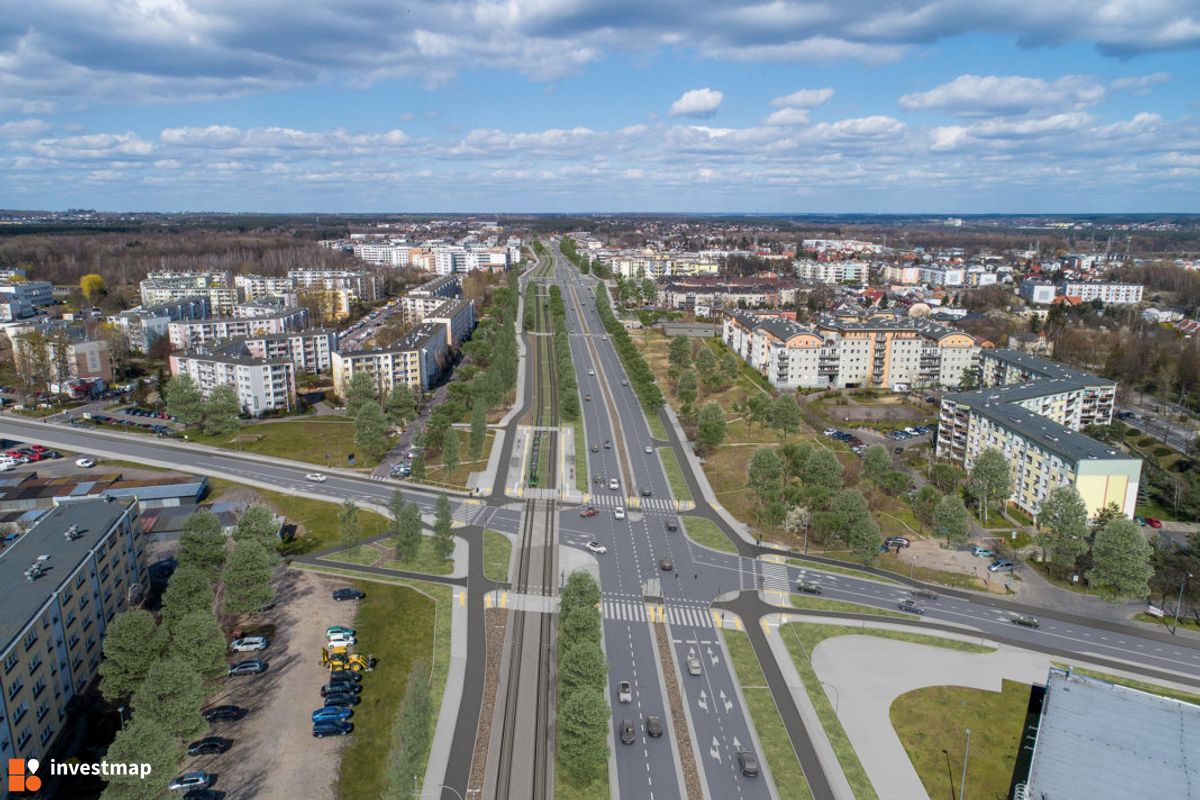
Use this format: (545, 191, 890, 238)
(327, 632, 357, 647)
(320, 681, 362, 696)
(738, 750, 761, 777)
(618, 681, 632, 703)
(585, 541, 608, 555)
(229, 636, 268, 652)
(897, 599, 925, 615)
(619, 719, 636, 745)
(1011, 615, 1040, 628)
(182, 790, 219, 800)
(1146, 517, 1163, 529)
(328, 669, 362, 684)
(1134, 516, 1147, 526)
(312, 720, 354, 738)
(227, 660, 266, 676)
(332, 588, 366, 602)
(186, 737, 231, 756)
(168, 772, 212, 791)
(201, 705, 245, 723)
(884, 536, 910, 549)
(988, 559, 1015, 573)
(321, 693, 361, 707)
(970, 546, 995, 559)
(326, 625, 355, 638)
(645, 715, 663, 737)
(75, 457, 96, 468)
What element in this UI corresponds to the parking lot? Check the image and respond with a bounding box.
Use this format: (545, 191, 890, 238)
(178, 571, 359, 800)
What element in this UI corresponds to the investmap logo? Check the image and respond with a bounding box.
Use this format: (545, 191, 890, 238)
(8, 759, 42, 793)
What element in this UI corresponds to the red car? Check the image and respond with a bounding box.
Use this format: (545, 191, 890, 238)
(1146, 517, 1163, 529)
(29, 444, 47, 452)
(579, 507, 599, 518)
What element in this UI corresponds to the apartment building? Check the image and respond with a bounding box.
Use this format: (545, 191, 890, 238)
(0, 499, 145, 764)
(12, 331, 114, 388)
(917, 265, 965, 288)
(723, 311, 980, 391)
(937, 350, 1136, 518)
(331, 323, 447, 396)
(605, 252, 720, 279)
(110, 296, 211, 352)
(656, 277, 804, 311)
(401, 275, 462, 321)
(0, 281, 55, 321)
(225, 329, 338, 374)
(140, 271, 237, 314)
(288, 269, 382, 320)
(794, 260, 869, 285)
(168, 307, 309, 350)
(1059, 281, 1145, 305)
(879, 264, 921, 285)
(233, 274, 294, 303)
(424, 300, 476, 350)
(169, 352, 296, 415)
(1019, 279, 1058, 305)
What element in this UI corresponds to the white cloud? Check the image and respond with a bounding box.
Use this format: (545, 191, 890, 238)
(30, 132, 154, 159)
(159, 125, 408, 153)
(763, 108, 811, 126)
(0, 119, 50, 138)
(899, 74, 1105, 116)
(1110, 72, 1171, 94)
(771, 88, 834, 108)
(669, 88, 724, 118)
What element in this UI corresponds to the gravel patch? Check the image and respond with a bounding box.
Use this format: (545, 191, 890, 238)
(653, 622, 704, 800)
(467, 608, 509, 794)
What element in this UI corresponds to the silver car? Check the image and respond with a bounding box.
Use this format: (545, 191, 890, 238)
(686, 655, 702, 676)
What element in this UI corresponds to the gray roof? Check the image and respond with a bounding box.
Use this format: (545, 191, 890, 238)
(981, 348, 1116, 385)
(956, 399, 1136, 464)
(343, 322, 443, 356)
(0, 498, 133, 653)
(1025, 669, 1200, 799)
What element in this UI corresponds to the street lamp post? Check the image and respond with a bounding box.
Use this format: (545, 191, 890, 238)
(958, 729, 971, 800)
(820, 681, 840, 713)
(1171, 572, 1194, 635)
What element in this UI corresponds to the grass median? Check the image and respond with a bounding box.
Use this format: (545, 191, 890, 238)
(788, 595, 911, 619)
(681, 516, 737, 554)
(723, 630, 815, 800)
(483, 529, 512, 582)
(656, 446, 693, 503)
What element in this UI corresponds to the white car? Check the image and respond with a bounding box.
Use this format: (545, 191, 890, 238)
(643, 446, 653, 454)
(306, 473, 327, 483)
(608, 478, 619, 491)
(587, 369, 595, 376)
(229, 635, 269, 652)
(327, 631, 357, 647)
(614, 507, 626, 520)
(75, 457, 96, 468)
(585, 541, 607, 555)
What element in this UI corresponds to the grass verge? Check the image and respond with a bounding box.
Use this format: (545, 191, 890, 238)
(778, 623, 994, 800)
(786, 559, 905, 587)
(656, 446, 694, 503)
(483, 529, 512, 583)
(682, 516, 737, 554)
(573, 417, 588, 492)
(723, 630, 815, 800)
(190, 417, 383, 469)
(788, 595, 911, 619)
(646, 413, 669, 440)
(890, 680, 1031, 800)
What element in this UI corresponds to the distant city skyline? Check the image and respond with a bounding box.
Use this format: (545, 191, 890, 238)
(1, 1, 1198, 213)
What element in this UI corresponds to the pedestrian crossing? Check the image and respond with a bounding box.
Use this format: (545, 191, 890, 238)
(601, 598, 714, 629)
(760, 559, 792, 592)
(582, 494, 678, 513)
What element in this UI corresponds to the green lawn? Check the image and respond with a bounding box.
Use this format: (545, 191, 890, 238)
(335, 579, 437, 800)
(682, 516, 738, 553)
(573, 417, 588, 492)
(656, 447, 694, 503)
(778, 624, 994, 800)
(418, 429, 495, 490)
(206, 477, 390, 555)
(191, 417, 385, 469)
(646, 413, 669, 440)
(483, 529, 512, 583)
(788, 595, 911, 619)
(376, 540, 455, 576)
(786, 559, 905, 587)
(723, 630, 815, 800)
(891, 680, 1031, 800)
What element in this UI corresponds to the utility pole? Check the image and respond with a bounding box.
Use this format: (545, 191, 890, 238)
(1171, 572, 1194, 635)
(958, 728, 971, 800)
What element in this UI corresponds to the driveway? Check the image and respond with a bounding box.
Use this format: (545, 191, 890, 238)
(178, 570, 357, 800)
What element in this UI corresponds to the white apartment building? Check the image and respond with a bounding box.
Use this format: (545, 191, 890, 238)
(169, 352, 296, 415)
(1060, 281, 1144, 305)
(0, 281, 55, 315)
(288, 269, 382, 320)
(231, 329, 338, 374)
(140, 271, 238, 313)
(723, 311, 980, 391)
(331, 323, 447, 396)
(425, 300, 476, 350)
(234, 274, 294, 302)
(168, 307, 309, 350)
(794, 260, 869, 285)
(110, 297, 211, 352)
(880, 264, 920, 285)
(1019, 279, 1059, 305)
(918, 265, 966, 287)
(401, 275, 462, 321)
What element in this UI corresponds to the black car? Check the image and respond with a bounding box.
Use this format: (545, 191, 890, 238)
(201, 705, 245, 723)
(897, 599, 925, 615)
(312, 720, 354, 738)
(332, 588, 366, 602)
(1011, 615, 1040, 628)
(322, 692, 361, 707)
(645, 715, 663, 737)
(328, 669, 363, 684)
(228, 660, 267, 676)
(738, 750, 760, 777)
(797, 581, 823, 595)
(182, 791, 221, 800)
(187, 737, 232, 756)
(619, 719, 636, 745)
(665, 519, 678, 532)
(320, 682, 363, 696)
(912, 588, 939, 601)
(641, 487, 652, 497)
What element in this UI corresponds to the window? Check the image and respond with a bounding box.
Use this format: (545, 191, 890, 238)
(28, 655, 42, 675)
(23, 630, 37, 650)
(4, 651, 18, 673)
(35, 702, 49, 723)
(12, 701, 28, 723)
(16, 728, 31, 751)
(31, 678, 45, 699)
(39, 725, 54, 746)
(8, 678, 23, 700)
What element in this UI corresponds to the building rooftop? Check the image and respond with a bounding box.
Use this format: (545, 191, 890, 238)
(960, 399, 1136, 464)
(983, 348, 1116, 386)
(344, 322, 442, 356)
(0, 498, 134, 651)
(1024, 669, 1200, 799)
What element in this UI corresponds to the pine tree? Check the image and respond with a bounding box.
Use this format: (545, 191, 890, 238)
(344, 370, 378, 418)
(131, 657, 207, 738)
(354, 400, 391, 460)
(164, 373, 203, 428)
(221, 539, 276, 616)
(433, 495, 454, 560)
(99, 610, 169, 701)
(160, 563, 215, 634)
(469, 399, 488, 459)
(202, 383, 241, 436)
(170, 610, 227, 679)
(441, 428, 460, 479)
(99, 718, 181, 800)
(177, 510, 226, 579)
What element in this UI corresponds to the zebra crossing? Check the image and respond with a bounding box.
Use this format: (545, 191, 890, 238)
(760, 559, 792, 592)
(601, 598, 714, 629)
(582, 494, 678, 513)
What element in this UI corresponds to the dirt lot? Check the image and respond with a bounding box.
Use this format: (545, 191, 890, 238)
(178, 570, 359, 800)
(900, 539, 1013, 594)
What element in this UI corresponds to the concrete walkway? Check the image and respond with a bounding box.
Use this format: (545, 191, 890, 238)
(809, 632, 1052, 800)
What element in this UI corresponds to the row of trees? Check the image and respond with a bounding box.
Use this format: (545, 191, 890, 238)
(343, 370, 420, 461)
(556, 572, 609, 787)
(593, 285, 663, 410)
(547, 285, 580, 421)
(163, 374, 241, 437)
(559, 237, 607, 277)
(666, 334, 742, 415)
(98, 508, 279, 800)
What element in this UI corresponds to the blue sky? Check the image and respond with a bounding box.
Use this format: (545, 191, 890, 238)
(1, 1, 1198, 213)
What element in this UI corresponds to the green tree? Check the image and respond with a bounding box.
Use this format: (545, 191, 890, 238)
(386, 383, 417, 428)
(559, 640, 608, 695)
(433, 495, 454, 560)
(170, 609, 227, 679)
(930, 463, 961, 493)
(676, 369, 698, 415)
(98, 610, 169, 701)
(469, 398, 488, 459)
(384, 661, 433, 798)
(354, 400, 391, 460)
(164, 373, 203, 428)
(668, 336, 691, 375)
(159, 563, 215, 634)
(862, 444, 891, 484)
(339, 498, 360, 548)
(719, 351, 739, 387)
(177, 510, 226, 579)
(410, 455, 426, 481)
(441, 428, 460, 478)
(816, 489, 879, 555)
(695, 403, 726, 453)
(780, 442, 812, 479)
(234, 505, 278, 548)
(561, 570, 602, 610)
(559, 603, 602, 643)
(770, 395, 801, 436)
(202, 383, 240, 436)
(969, 448, 1011, 523)
(99, 718, 181, 800)
(694, 347, 719, 392)
(801, 449, 843, 491)
(879, 469, 910, 496)
(131, 657, 207, 738)
(746, 393, 773, 430)
(344, 370, 378, 418)
(392, 495, 423, 563)
(1037, 486, 1090, 574)
(747, 447, 783, 508)
(1089, 517, 1154, 600)
(933, 494, 972, 546)
(558, 688, 610, 784)
(221, 538, 276, 616)
(912, 485, 942, 532)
